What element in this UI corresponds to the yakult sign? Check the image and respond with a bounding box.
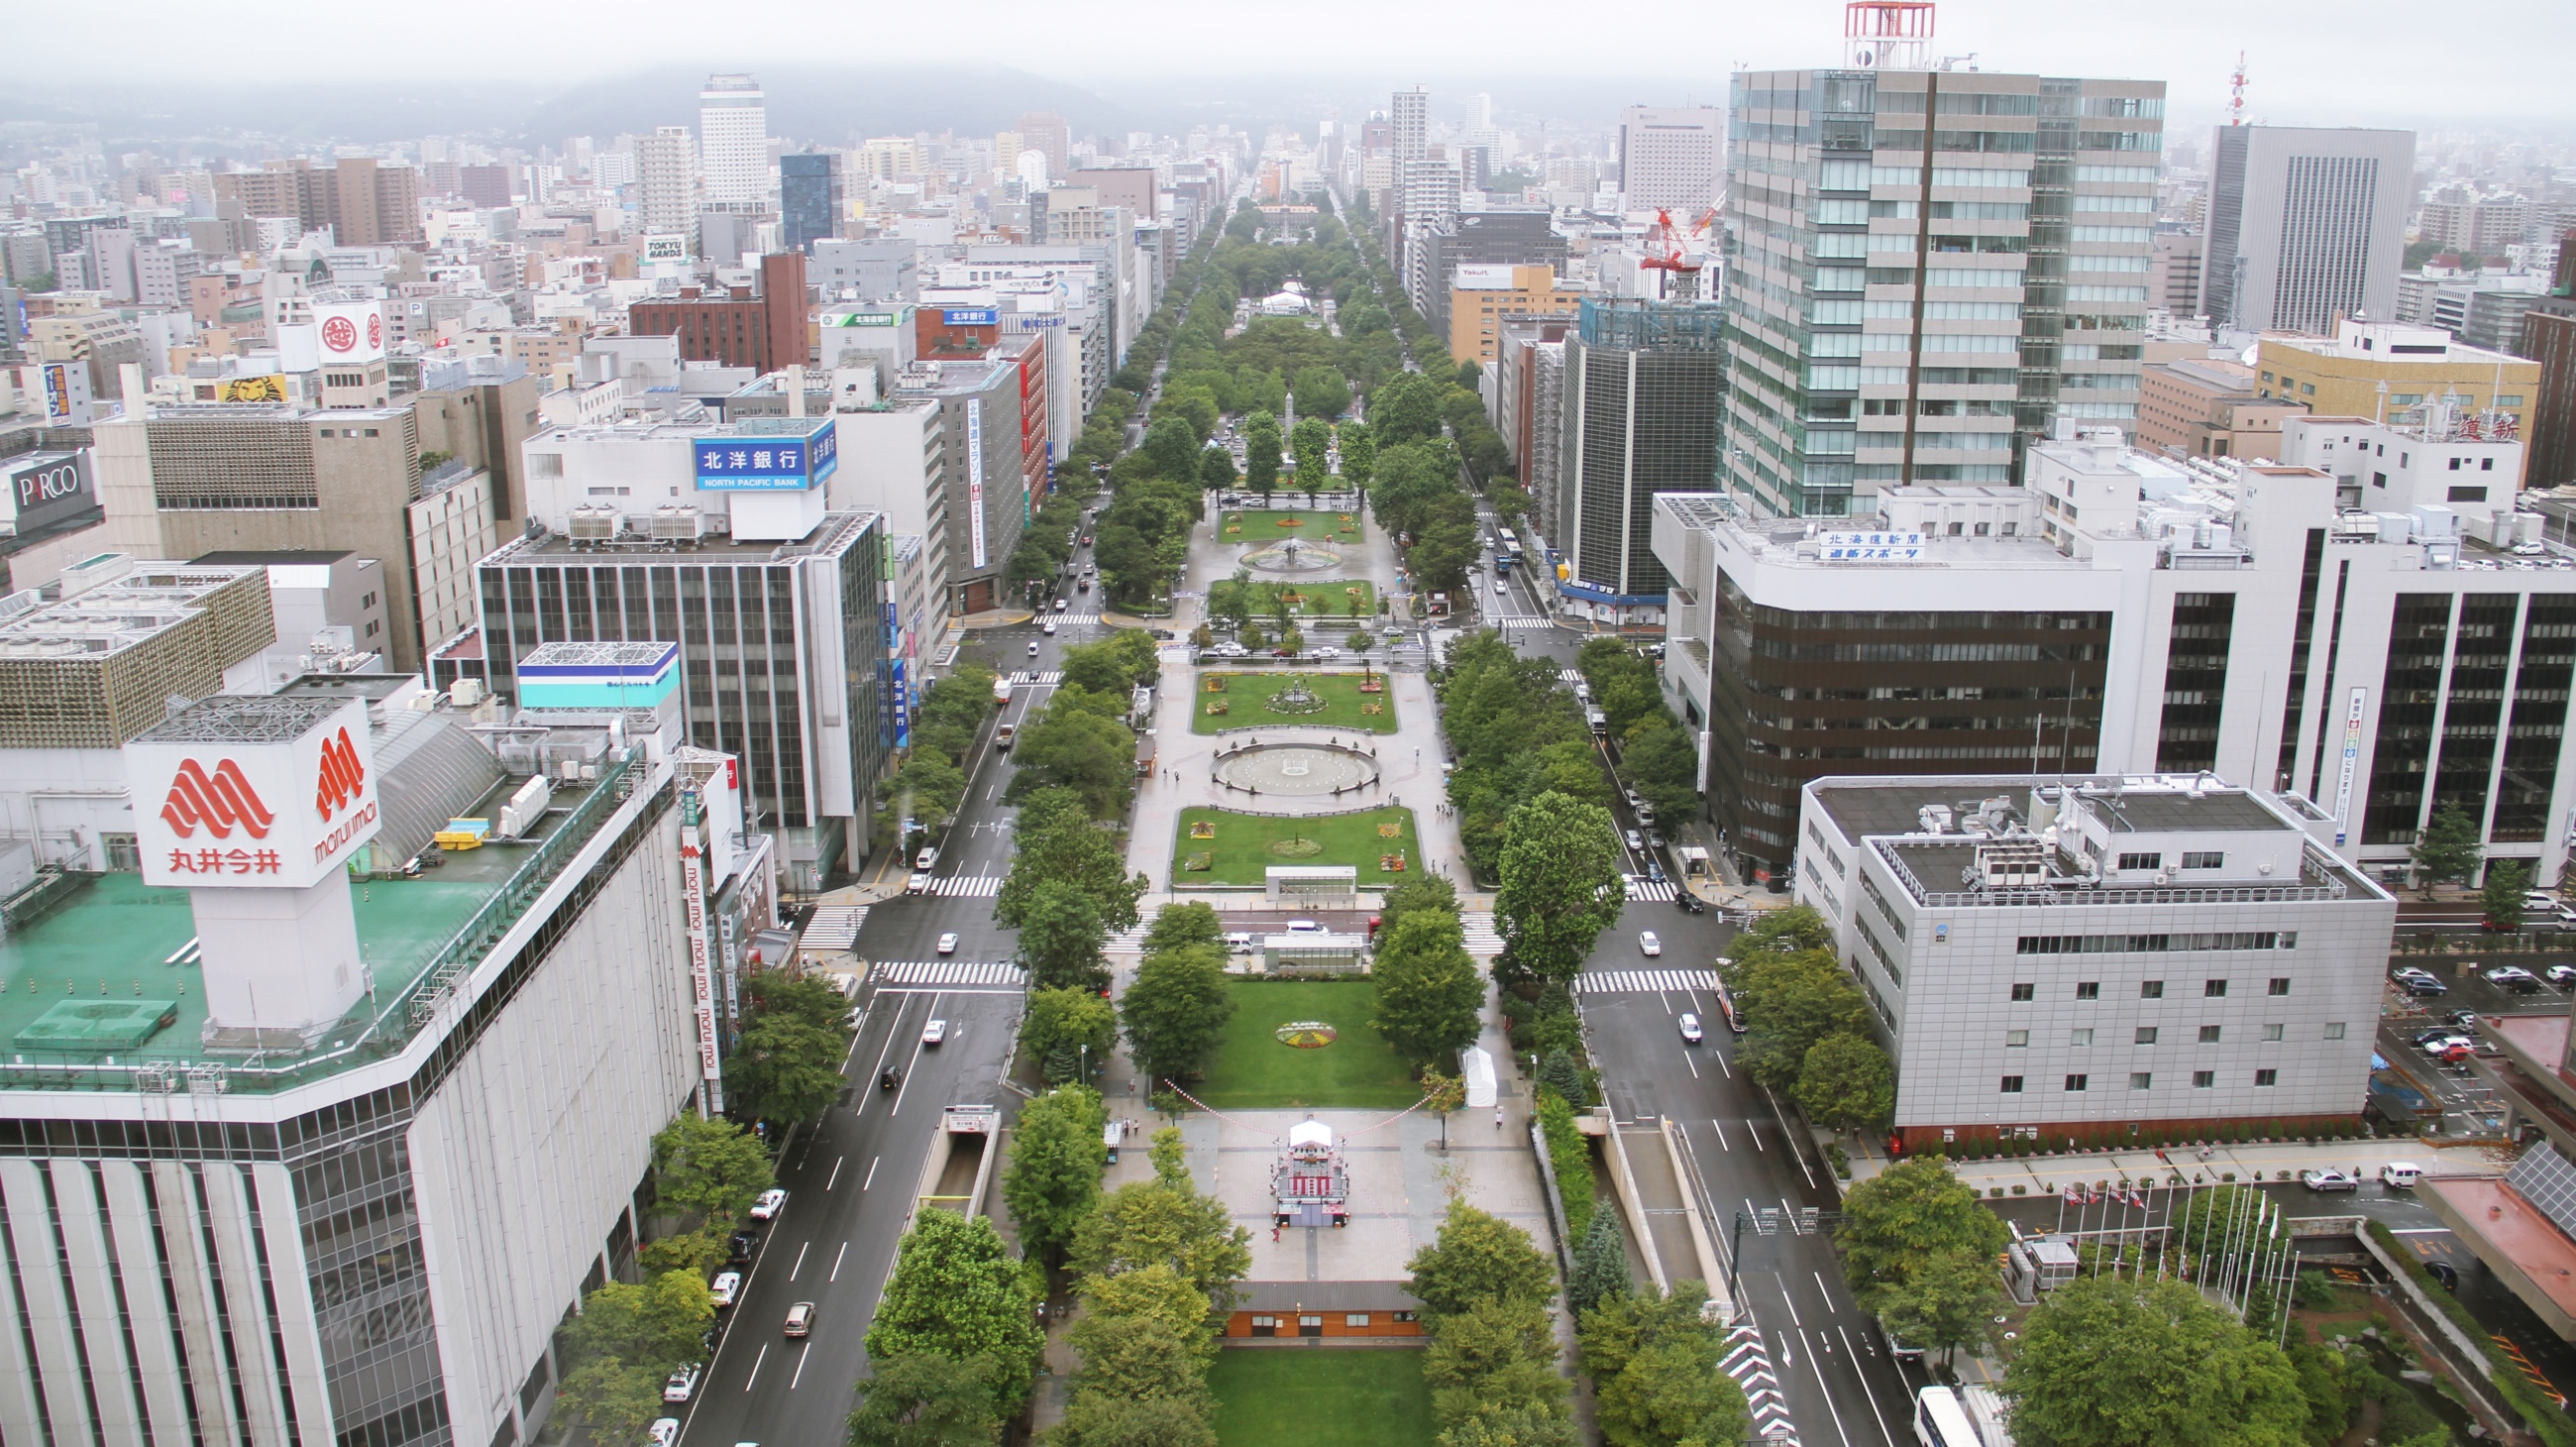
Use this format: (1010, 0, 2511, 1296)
(126, 697, 381, 889)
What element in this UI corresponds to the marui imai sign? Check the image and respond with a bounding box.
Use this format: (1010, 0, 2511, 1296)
(126, 698, 381, 890)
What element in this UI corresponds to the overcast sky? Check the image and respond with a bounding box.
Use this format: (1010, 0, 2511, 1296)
(17, 0, 2573, 129)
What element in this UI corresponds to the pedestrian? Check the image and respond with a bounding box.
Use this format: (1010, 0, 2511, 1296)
(1494, 1106, 1504, 1131)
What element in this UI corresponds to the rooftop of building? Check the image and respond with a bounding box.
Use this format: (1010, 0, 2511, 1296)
(190, 548, 356, 567)
(487, 508, 878, 566)
(2423, 1175, 2576, 1324)
(0, 561, 264, 662)
(2261, 320, 2534, 367)
(0, 743, 640, 1098)
(1808, 773, 2388, 911)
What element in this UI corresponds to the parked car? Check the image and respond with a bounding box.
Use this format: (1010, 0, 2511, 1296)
(709, 1273, 741, 1308)
(750, 1188, 787, 1221)
(650, 1420, 680, 1447)
(2418, 1036, 2475, 1057)
(727, 1229, 760, 1265)
(664, 1365, 701, 1403)
(2487, 965, 2543, 992)
(2526, 890, 2561, 912)
(1677, 1013, 1703, 1045)
(1285, 920, 1324, 933)
(2301, 1169, 2360, 1192)
(2446, 1009, 2481, 1029)
(2381, 1163, 2422, 1188)
(936, 933, 960, 955)
(2391, 967, 2447, 996)
(1638, 932, 1663, 956)
(922, 1019, 948, 1046)
(2547, 965, 2576, 988)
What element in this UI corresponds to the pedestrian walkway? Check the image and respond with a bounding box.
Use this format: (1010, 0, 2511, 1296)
(1576, 968, 1719, 995)
(1624, 875, 1678, 902)
(1499, 617, 1557, 630)
(1106, 924, 1149, 952)
(801, 905, 867, 952)
(1048, 612, 1105, 625)
(1461, 914, 1504, 956)
(1723, 1326, 1798, 1446)
(1558, 669, 1583, 686)
(924, 874, 1003, 898)
(872, 959, 1029, 988)
(1012, 669, 1065, 686)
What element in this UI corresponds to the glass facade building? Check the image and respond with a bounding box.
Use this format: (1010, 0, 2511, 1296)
(781, 152, 842, 255)
(476, 512, 888, 888)
(1556, 298, 1726, 610)
(1722, 66, 2165, 517)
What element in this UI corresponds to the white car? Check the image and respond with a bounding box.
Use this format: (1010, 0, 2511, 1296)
(664, 1364, 701, 1402)
(650, 1420, 681, 1447)
(936, 932, 960, 955)
(1639, 932, 1663, 956)
(922, 1019, 948, 1046)
(1677, 1012, 1703, 1044)
(709, 1271, 741, 1307)
(2548, 965, 2576, 988)
(1043, 619, 1058, 635)
(1027, 640, 1041, 656)
(1494, 581, 1508, 595)
(750, 1188, 787, 1221)
(2301, 1169, 2360, 1193)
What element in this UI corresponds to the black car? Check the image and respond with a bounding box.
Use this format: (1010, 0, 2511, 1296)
(727, 1230, 760, 1265)
(1673, 893, 1707, 915)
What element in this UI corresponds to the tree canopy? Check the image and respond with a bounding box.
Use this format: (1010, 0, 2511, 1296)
(2002, 1275, 2308, 1447)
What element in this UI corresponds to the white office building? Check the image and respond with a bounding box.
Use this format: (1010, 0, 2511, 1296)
(1656, 411, 2576, 890)
(2200, 125, 2415, 337)
(698, 73, 769, 209)
(1795, 773, 2398, 1152)
(1618, 105, 1724, 215)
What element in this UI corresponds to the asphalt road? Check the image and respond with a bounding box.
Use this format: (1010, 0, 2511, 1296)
(674, 539, 1123, 1446)
(1578, 928, 1919, 1447)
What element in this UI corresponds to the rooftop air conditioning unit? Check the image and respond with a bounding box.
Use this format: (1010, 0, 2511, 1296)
(567, 505, 619, 542)
(651, 504, 707, 542)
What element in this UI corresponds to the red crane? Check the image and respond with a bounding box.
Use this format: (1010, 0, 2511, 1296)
(1640, 208, 1704, 299)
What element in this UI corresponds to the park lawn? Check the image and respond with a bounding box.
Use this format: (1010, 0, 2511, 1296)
(1173, 806, 1422, 887)
(1189, 671, 1400, 734)
(1210, 1345, 1434, 1445)
(1194, 979, 1423, 1111)
(1232, 578, 1377, 620)
(1221, 509, 1364, 545)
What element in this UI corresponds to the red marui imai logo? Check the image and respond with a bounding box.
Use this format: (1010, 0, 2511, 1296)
(320, 315, 358, 353)
(161, 759, 274, 839)
(312, 725, 377, 866)
(315, 727, 365, 820)
(367, 313, 382, 349)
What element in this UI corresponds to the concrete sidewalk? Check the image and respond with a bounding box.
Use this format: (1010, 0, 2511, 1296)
(1838, 1131, 2509, 1194)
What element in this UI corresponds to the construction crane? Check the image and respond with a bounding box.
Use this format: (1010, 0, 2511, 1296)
(1640, 208, 1704, 302)
(2227, 52, 2247, 126)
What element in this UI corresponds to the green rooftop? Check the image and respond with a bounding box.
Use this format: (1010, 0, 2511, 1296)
(0, 757, 640, 1095)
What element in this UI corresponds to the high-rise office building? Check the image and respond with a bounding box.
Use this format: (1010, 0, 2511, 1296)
(1721, 52, 2166, 517)
(1618, 106, 1725, 214)
(635, 126, 698, 242)
(2199, 125, 2413, 336)
(1555, 298, 1726, 624)
(781, 152, 843, 253)
(698, 73, 768, 209)
(1390, 87, 1430, 163)
(1015, 112, 1070, 181)
(211, 159, 423, 245)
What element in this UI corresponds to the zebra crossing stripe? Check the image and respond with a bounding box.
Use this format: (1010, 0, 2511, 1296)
(1501, 617, 1556, 630)
(927, 875, 1004, 898)
(1558, 669, 1583, 685)
(1624, 876, 1677, 902)
(1013, 670, 1065, 686)
(1723, 1326, 1798, 1446)
(1574, 969, 1719, 995)
(1106, 926, 1150, 951)
(801, 906, 867, 952)
(874, 959, 1031, 987)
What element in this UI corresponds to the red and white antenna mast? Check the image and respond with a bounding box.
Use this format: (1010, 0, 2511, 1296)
(1844, 1, 1935, 69)
(2227, 52, 2247, 126)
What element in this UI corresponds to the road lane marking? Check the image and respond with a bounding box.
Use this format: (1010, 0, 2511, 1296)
(1682, 1050, 1699, 1079)
(790, 1241, 809, 1280)
(1775, 1274, 1801, 1327)
(1802, 1328, 1859, 1447)
(826, 1156, 843, 1190)
(790, 1341, 813, 1391)
(1814, 1272, 1836, 1311)
(1750, 1122, 1766, 1152)
(1844, 1318, 1905, 1441)
(888, 993, 943, 1118)
(830, 1241, 849, 1281)
(1712, 1119, 1731, 1151)
(743, 1344, 768, 1391)
(863, 1157, 880, 1190)
(858, 997, 913, 1118)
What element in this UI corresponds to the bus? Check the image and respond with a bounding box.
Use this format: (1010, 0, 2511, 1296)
(1496, 527, 1517, 549)
(1504, 538, 1528, 567)
(1915, 1388, 1981, 1447)
(1711, 967, 1747, 1033)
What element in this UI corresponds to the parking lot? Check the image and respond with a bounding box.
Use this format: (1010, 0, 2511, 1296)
(2378, 953, 2576, 1137)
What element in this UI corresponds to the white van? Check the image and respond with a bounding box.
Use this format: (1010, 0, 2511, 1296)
(2380, 1162, 2421, 1188)
(915, 846, 939, 871)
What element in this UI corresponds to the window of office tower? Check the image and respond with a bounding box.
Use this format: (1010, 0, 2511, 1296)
(2494, 598, 2576, 841)
(2363, 594, 2457, 845)
(2154, 593, 2236, 774)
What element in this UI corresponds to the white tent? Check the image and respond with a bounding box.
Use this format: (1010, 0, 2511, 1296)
(1459, 1046, 1497, 1110)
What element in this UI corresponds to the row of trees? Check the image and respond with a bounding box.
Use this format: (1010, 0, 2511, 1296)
(1573, 638, 1701, 826)
(996, 786, 1147, 994)
(726, 970, 860, 1129)
(1435, 632, 1613, 876)
(1120, 902, 1236, 1088)
(555, 1116, 776, 1438)
(1406, 1200, 1575, 1447)
(1369, 875, 1486, 1068)
(1344, 224, 1524, 503)
(881, 660, 1000, 835)
(1728, 908, 1897, 1136)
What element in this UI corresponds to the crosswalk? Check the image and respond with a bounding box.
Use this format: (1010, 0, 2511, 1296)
(924, 874, 1004, 898)
(1723, 1325, 1797, 1446)
(1575, 968, 1720, 995)
(1106, 924, 1150, 952)
(1012, 670, 1064, 686)
(801, 906, 867, 953)
(1461, 916, 1503, 955)
(872, 959, 1030, 988)
(1624, 875, 1678, 902)
(1049, 612, 1105, 625)
(1558, 669, 1583, 686)
(1500, 617, 1557, 630)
